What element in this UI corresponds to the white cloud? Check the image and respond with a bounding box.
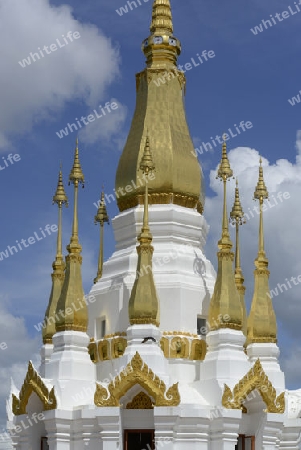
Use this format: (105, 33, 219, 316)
(283, 346, 301, 387)
(79, 99, 127, 147)
(204, 133, 301, 386)
(0, 0, 122, 149)
(3, 126, 301, 429)
(0, 301, 39, 429)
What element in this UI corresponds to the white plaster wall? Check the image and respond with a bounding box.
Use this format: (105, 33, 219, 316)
(88, 205, 215, 338)
(87, 204, 216, 387)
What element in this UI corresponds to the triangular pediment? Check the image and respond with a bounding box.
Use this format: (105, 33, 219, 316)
(126, 391, 154, 409)
(12, 361, 57, 416)
(222, 359, 285, 413)
(94, 352, 180, 407)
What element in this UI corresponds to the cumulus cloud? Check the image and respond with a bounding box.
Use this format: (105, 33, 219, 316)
(0, 0, 123, 149)
(282, 346, 301, 387)
(0, 207, 106, 429)
(204, 132, 301, 387)
(0, 301, 39, 429)
(78, 99, 127, 147)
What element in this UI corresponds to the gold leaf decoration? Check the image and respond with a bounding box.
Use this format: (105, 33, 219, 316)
(190, 339, 207, 361)
(112, 337, 127, 359)
(88, 341, 97, 363)
(94, 352, 180, 408)
(222, 384, 234, 407)
(126, 392, 153, 409)
(12, 361, 57, 416)
(222, 359, 285, 414)
(160, 335, 207, 360)
(118, 193, 203, 215)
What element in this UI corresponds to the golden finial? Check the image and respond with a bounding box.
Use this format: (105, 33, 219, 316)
(52, 168, 68, 261)
(140, 136, 155, 175)
(216, 136, 234, 247)
(150, 0, 173, 34)
(217, 135, 234, 181)
(94, 191, 109, 284)
(139, 136, 155, 234)
(143, 0, 181, 67)
(53, 169, 68, 206)
(230, 179, 247, 339)
(247, 158, 277, 344)
(208, 140, 243, 331)
(55, 139, 88, 333)
(68, 138, 84, 249)
(128, 137, 160, 327)
(69, 137, 84, 187)
(254, 157, 268, 255)
(254, 157, 268, 203)
(43, 168, 68, 344)
(230, 178, 245, 267)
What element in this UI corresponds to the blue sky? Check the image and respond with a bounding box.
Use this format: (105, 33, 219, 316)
(1, 0, 301, 429)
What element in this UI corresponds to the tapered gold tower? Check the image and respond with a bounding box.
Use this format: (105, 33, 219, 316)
(247, 159, 277, 343)
(94, 191, 109, 284)
(55, 139, 88, 332)
(151, 0, 173, 34)
(230, 179, 247, 338)
(145, 0, 179, 67)
(115, 0, 204, 214)
(43, 168, 68, 344)
(208, 140, 244, 331)
(128, 137, 160, 326)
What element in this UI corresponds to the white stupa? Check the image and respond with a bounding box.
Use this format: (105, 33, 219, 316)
(7, 1, 301, 449)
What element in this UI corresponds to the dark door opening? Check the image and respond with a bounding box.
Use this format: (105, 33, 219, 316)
(124, 430, 154, 450)
(235, 435, 255, 450)
(41, 437, 49, 450)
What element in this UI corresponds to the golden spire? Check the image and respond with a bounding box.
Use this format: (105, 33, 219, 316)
(247, 158, 277, 344)
(55, 138, 88, 333)
(94, 191, 109, 284)
(208, 139, 243, 331)
(142, 0, 181, 68)
(230, 179, 247, 337)
(116, 0, 203, 215)
(128, 137, 159, 326)
(43, 168, 68, 344)
(68, 137, 84, 247)
(150, 0, 173, 34)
